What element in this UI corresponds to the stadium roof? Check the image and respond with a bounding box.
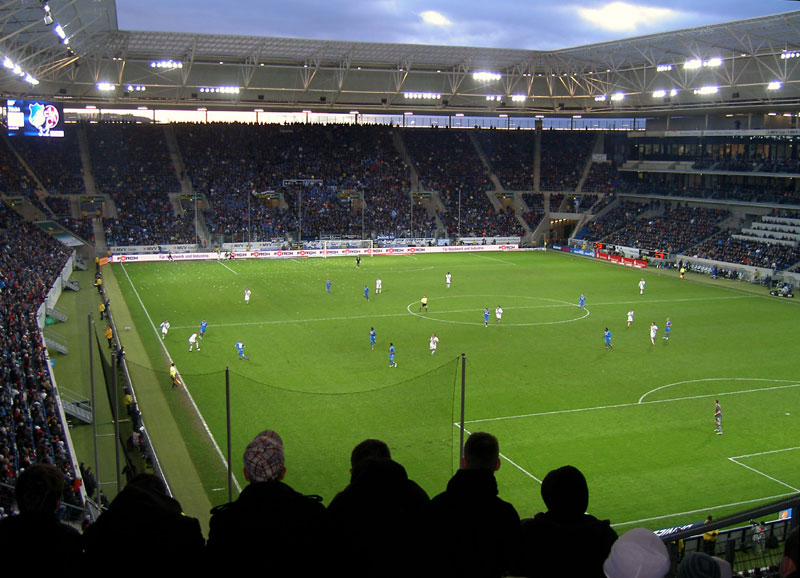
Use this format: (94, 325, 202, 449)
(1, 1, 799, 118)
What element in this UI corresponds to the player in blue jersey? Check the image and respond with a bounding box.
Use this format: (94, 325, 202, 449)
(364, 285, 369, 301)
(199, 319, 208, 339)
(370, 327, 376, 350)
(235, 341, 249, 360)
(579, 294, 586, 311)
(604, 328, 613, 351)
(388, 343, 397, 367)
(483, 308, 490, 327)
(326, 279, 331, 293)
(663, 318, 671, 340)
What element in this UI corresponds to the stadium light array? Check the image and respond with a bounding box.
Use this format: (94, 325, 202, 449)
(473, 71, 502, 82)
(199, 86, 240, 94)
(594, 95, 607, 102)
(652, 88, 678, 98)
(511, 94, 527, 102)
(485, 95, 502, 102)
(1, 55, 37, 84)
(656, 64, 673, 72)
(610, 92, 625, 101)
(780, 51, 800, 60)
(767, 81, 782, 90)
(97, 82, 115, 91)
(126, 84, 146, 92)
(684, 57, 722, 70)
(403, 92, 441, 100)
(42, 3, 53, 25)
(693, 86, 719, 95)
(150, 60, 183, 69)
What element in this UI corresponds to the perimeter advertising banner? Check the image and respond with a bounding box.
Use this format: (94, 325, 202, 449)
(108, 244, 519, 263)
(596, 252, 647, 268)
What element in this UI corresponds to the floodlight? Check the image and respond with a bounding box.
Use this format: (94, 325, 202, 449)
(473, 71, 502, 82)
(652, 90, 666, 98)
(511, 94, 527, 102)
(656, 64, 673, 72)
(767, 81, 782, 90)
(610, 92, 624, 101)
(54, 24, 66, 39)
(706, 57, 722, 67)
(693, 86, 718, 95)
(97, 82, 115, 91)
(684, 59, 702, 70)
(594, 95, 607, 102)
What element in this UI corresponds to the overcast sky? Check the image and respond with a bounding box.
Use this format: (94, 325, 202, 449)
(116, 0, 797, 50)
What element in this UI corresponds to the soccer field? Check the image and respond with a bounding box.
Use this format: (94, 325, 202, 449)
(114, 250, 800, 530)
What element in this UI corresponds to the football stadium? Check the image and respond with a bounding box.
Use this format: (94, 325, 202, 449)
(0, 0, 799, 573)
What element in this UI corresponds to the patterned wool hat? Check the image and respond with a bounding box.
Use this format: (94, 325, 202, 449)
(243, 430, 285, 482)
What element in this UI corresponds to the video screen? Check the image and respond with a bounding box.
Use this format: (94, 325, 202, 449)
(7, 99, 65, 137)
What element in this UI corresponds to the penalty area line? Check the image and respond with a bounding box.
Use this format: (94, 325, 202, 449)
(120, 263, 242, 493)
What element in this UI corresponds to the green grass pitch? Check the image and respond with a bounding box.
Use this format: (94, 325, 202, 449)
(114, 250, 800, 530)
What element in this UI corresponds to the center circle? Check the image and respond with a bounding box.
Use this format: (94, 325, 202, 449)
(405, 294, 589, 326)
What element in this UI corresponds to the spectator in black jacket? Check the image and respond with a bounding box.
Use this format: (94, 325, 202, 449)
(427, 431, 520, 578)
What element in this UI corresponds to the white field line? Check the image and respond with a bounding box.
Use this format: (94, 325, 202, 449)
(613, 493, 798, 528)
(217, 261, 239, 274)
(728, 446, 800, 493)
(168, 294, 750, 331)
(466, 382, 800, 424)
(473, 253, 517, 266)
(639, 377, 800, 404)
(121, 264, 242, 493)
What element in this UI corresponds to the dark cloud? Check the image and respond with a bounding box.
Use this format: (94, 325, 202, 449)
(117, 0, 796, 49)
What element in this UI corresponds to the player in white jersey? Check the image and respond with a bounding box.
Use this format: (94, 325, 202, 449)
(638, 278, 646, 295)
(627, 310, 634, 327)
(376, 277, 382, 294)
(649, 322, 658, 345)
(244, 288, 251, 304)
(495, 306, 503, 324)
(160, 320, 170, 340)
(445, 272, 452, 288)
(429, 333, 439, 355)
(188, 333, 200, 352)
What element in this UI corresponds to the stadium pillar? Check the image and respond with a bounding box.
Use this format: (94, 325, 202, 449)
(459, 353, 466, 466)
(225, 366, 233, 503)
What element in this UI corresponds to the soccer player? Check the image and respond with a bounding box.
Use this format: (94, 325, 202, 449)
(429, 333, 439, 355)
(638, 278, 646, 295)
(663, 318, 671, 340)
(160, 319, 170, 340)
(199, 319, 208, 340)
(188, 333, 200, 352)
(604, 328, 613, 351)
(419, 295, 428, 312)
(495, 305, 503, 324)
(235, 340, 249, 360)
(445, 272, 452, 288)
(627, 309, 634, 327)
(388, 343, 397, 367)
(369, 327, 376, 350)
(376, 277, 382, 294)
(244, 288, 251, 304)
(650, 322, 658, 345)
(579, 294, 586, 312)
(326, 279, 331, 293)
(363, 285, 369, 301)
(483, 308, 490, 327)
(714, 400, 722, 435)
(356, 255, 361, 268)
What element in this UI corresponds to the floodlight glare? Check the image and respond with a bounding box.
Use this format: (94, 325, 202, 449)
(511, 94, 527, 102)
(473, 71, 502, 81)
(610, 92, 625, 101)
(403, 92, 441, 100)
(594, 95, 607, 102)
(706, 57, 722, 67)
(97, 82, 115, 91)
(780, 51, 800, 60)
(485, 95, 502, 102)
(652, 90, 667, 98)
(54, 24, 66, 39)
(767, 81, 782, 90)
(670, 89, 678, 97)
(2, 57, 14, 69)
(693, 86, 719, 95)
(684, 58, 702, 70)
(656, 64, 673, 72)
